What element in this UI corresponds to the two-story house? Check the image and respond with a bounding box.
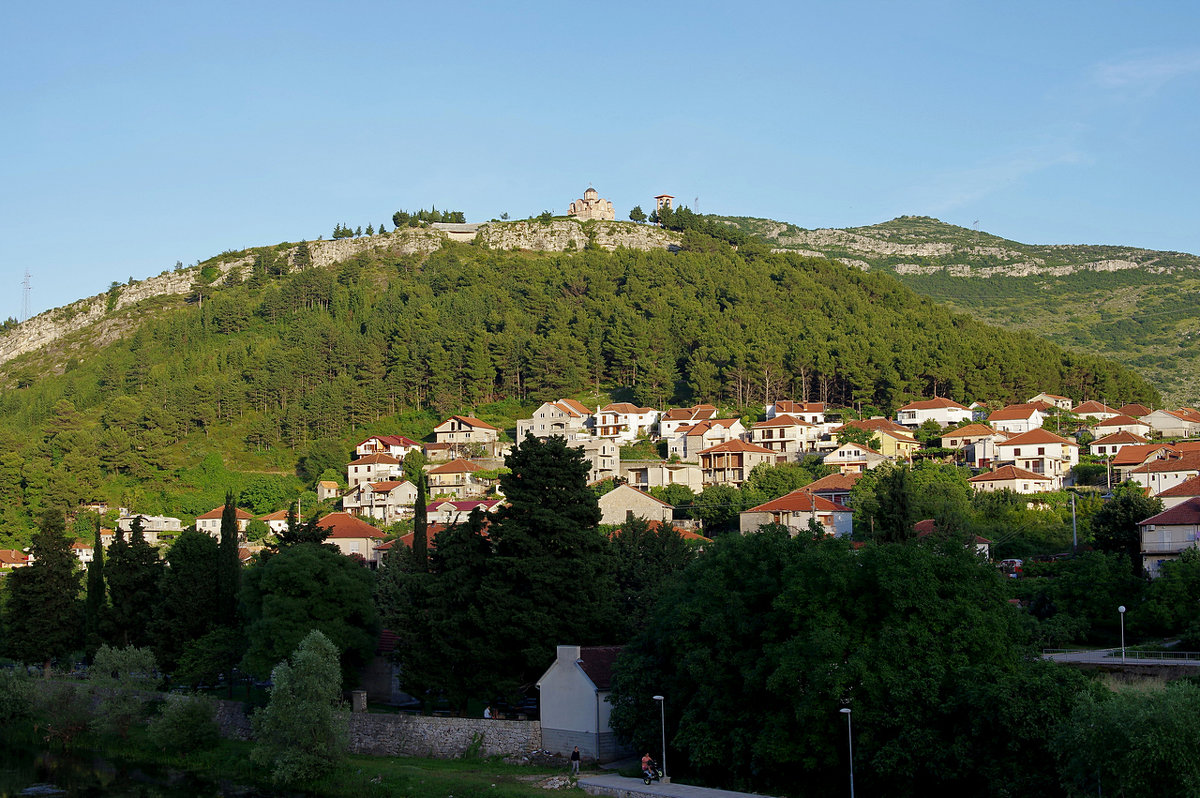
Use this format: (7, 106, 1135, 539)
(765, 401, 826, 426)
(895, 397, 972, 429)
(196, 506, 253, 540)
(342, 480, 419, 524)
(355, 434, 422, 460)
(426, 458, 486, 499)
(739, 489, 852, 537)
(1092, 414, 1152, 438)
(1128, 451, 1200, 495)
(697, 439, 775, 487)
(940, 423, 1007, 468)
(669, 419, 746, 462)
(1090, 430, 1148, 458)
(987, 404, 1045, 435)
(570, 437, 620, 483)
(347, 453, 402, 489)
(620, 460, 704, 493)
(823, 442, 888, 474)
(994, 428, 1079, 489)
(1139, 497, 1200, 577)
(425, 498, 503, 525)
(1028, 392, 1073, 411)
(1140, 408, 1200, 438)
(749, 414, 818, 458)
(1072, 400, 1120, 422)
(317, 512, 385, 566)
(967, 465, 1054, 495)
(433, 415, 501, 456)
(658, 404, 718, 439)
(594, 403, 660, 443)
(835, 418, 919, 460)
(597, 484, 674, 526)
(516, 399, 594, 441)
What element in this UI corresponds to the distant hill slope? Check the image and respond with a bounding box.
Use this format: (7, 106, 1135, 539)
(713, 215, 1200, 405)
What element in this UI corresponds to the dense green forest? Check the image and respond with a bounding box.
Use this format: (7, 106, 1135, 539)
(0, 237, 1157, 544)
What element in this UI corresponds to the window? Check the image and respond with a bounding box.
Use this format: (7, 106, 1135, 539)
(1013, 448, 1021, 456)
(1038, 447, 1045, 456)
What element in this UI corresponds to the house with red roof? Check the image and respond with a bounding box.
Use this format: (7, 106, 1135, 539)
(895, 397, 972, 429)
(196, 506, 253, 540)
(1073, 400, 1120, 421)
(995, 428, 1079, 489)
(1140, 408, 1200, 438)
(595, 403, 660, 443)
(517, 399, 594, 441)
(798, 472, 862, 506)
(667, 418, 746, 462)
(1112, 443, 1180, 481)
(259, 509, 292, 536)
(1092, 414, 1151, 438)
(610, 519, 710, 543)
(1139, 496, 1200, 577)
(1156, 475, 1200, 510)
(739, 488, 852, 537)
(597, 484, 673, 526)
(698, 439, 776, 487)
(968, 465, 1054, 495)
(347, 452, 402, 488)
(658, 404, 719, 439)
(835, 418, 920, 460)
(355, 434, 422, 460)
(987, 404, 1045, 435)
(940, 423, 1007, 468)
(0, 549, 30, 570)
(749, 414, 818, 459)
(536, 645, 632, 762)
(1029, 392, 1074, 411)
(433, 415, 501, 456)
(427, 458, 487, 499)
(1090, 430, 1148, 458)
(1129, 450, 1200, 495)
(342, 480, 420, 524)
(823, 441, 888, 474)
(1119, 403, 1153, 418)
(765, 401, 826, 425)
(316, 512, 386, 565)
(425, 498, 503, 525)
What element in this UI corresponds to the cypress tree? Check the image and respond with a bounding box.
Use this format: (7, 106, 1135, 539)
(83, 515, 107, 656)
(106, 517, 163, 648)
(410, 471, 428, 570)
(217, 489, 241, 624)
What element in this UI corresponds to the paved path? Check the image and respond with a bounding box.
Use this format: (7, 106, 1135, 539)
(1045, 648, 1200, 666)
(579, 773, 773, 798)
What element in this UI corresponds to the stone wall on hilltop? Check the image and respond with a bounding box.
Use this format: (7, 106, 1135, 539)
(476, 219, 680, 252)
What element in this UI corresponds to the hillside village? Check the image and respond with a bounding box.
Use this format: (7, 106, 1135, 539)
(7, 391, 1200, 579)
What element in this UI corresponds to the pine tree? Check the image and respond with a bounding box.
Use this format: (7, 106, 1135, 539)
(366, 224, 374, 236)
(1, 510, 82, 672)
(106, 518, 163, 647)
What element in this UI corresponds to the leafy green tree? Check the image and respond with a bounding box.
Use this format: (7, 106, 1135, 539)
(89, 644, 160, 737)
(1091, 481, 1161, 574)
(297, 439, 347, 486)
(106, 518, 163, 648)
(1, 511, 82, 671)
(1133, 548, 1200, 638)
(150, 529, 221, 672)
(241, 542, 379, 686)
(835, 424, 881, 450)
(690, 483, 745, 534)
(251, 630, 349, 785)
(608, 515, 698, 639)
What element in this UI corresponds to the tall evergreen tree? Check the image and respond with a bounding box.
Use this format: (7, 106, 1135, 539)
(410, 471, 428, 570)
(216, 489, 242, 625)
(83, 514, 107, 656)
(106, 518, 164, 647)
(151, 529, 222, 671)
(1, 510, 82, 672)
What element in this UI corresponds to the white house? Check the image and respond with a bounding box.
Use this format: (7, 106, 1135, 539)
(658, 404, 718, 439)
(1073, 400, 1120, 421)
(739, 489, 852, 537)
(318, 512, 385, 565)
(749, 414, 818, 458)
(425, 498, 503, 525)
(116, 514, 183, 545)
(1129, 451, 1200, 495)
(195, 507, 253, 539)
(426, 459, 487, 499)
(1092, 415, 1152, 438)
(569, 437, 620, 483)
(967, 465, 1054, 495)
(432, 415, 501, 456)
(595, 403, 660, 443)
(355, 434, 422, 460)
(536, 645, 630, 762)
(668, 418, 745, 462)
(1139, 497, 1200, 578)
(896, 397, 972, 429)
(620, 461, 705, 493)
(1156, 475, 1200, 510)
(940, 423, 1006, 468)
(348, 453, 402, 489)
(765, 401, 826, 425)
(342, 480, 420, 524)
(1090, 430, 1148, 458)
(1140, 409, 1200, 438)
(987, 404, 1045, 435)
(516, 399, 594, 441)
(995, 428, 1079, 489)
(823, 442, 888, 474)
(697, 439, 776, 486)
(1028, 392, 1073, 411)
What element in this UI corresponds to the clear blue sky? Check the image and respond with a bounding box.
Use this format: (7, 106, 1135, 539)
(3, 1, 1198, 318)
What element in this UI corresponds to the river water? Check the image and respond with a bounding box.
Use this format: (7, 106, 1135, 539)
(0, 743, 259, 797)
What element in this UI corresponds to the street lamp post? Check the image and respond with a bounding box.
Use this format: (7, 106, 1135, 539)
(653, 695, 668, 783)
(840, 708, 855, 798)
(1118, 605, 1126, 663)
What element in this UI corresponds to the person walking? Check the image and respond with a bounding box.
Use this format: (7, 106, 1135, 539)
(570, 746, 581, 776)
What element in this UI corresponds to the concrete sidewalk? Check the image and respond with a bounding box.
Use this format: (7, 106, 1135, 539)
(578, 773, 772, 798)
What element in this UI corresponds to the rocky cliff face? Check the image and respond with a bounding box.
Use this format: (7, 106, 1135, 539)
(475, 219, 680, 252)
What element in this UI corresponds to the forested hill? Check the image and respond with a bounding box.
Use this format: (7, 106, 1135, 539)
(714, 214, 1200, 405)
(0, 236, 1156, 543)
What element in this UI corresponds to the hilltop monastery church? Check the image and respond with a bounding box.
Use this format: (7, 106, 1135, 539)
(567, 186, 615, 221)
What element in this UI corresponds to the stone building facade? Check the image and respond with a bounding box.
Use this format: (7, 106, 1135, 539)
(568, 187, 614, 221)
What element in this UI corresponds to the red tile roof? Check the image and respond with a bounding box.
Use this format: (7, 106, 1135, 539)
(446, 415, 498, 431)
(426, 499, 502, 512)
(898, 397, 969, 412)
(698, 439, 775, 455)
(1074, 400, 1119, 415)
(611, 520, 711, 542)
(0, 549, 29, 566)
(839, 417, 913, 435)
(753, 413, 814, 429)
(662, 404, 718, 421)
(968, 465, 1053, 483)
(1130, 451, 1200, 474)
(428, 459, 484, 474)
(1112, 444, 1178, 467)
(1119, 403, 1153, 417)
(317, 512, 385, 539)
(368, 480, 413, 492)
(1139, 496, 1200, 526)
(685, 418, 742, 436)
(260, 509, 291, 521)
(746, 488, 850, 514)
(999, 428, 1075, 447)
(773, 401, 825, 413)
(1095, 414, 1143, 428)
(941, 423, 998, 440)
(988, 404, 1043, 421)
(799, 472, 863, 493)
(577, 646, 623, 690)
(1092, 430, 1148, 446)
(358, 434, 420, 449)
(1157, 475, 1200, 498)
(196, 506, 255, 520)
